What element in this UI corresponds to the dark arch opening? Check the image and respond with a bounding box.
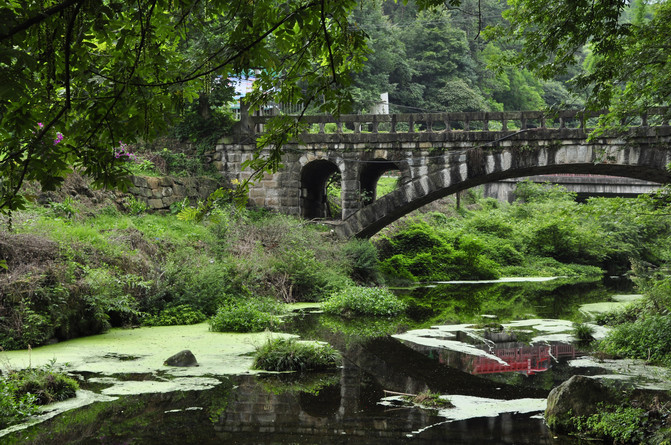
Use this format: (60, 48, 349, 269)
(359, 160, 402, 206)
(301, 160, 340, 219)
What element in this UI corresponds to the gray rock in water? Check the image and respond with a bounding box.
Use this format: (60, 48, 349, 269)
(164, 350, 198, 367)
(545, 375, 617, 433)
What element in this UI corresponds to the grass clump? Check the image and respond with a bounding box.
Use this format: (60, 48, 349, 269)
(572, 322, 596, 343)
(0, 362, 79, 429)
(0, 378, 38, 429)
(403, 390, 454, 409)
(252, 338, 341, 372)
(322, 286, 406, 317)
(209, 299, 286, 333)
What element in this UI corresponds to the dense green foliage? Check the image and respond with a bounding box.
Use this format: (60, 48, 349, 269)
(573, 405, 649, 444)
(0, 0, 369, 214)
(209, 299, 286, 333)
(377, 221, 501, 282)
(0, 185, 358, 350)
(0, 378, 38, 429)
(490, 0, 671, 129)
(596, 272, 671, 365)
(252, 338, 341, 372)
(0, 363, 79, 429)
(572, 323, 596, 343)
(322, 286, 406, 317)
(348, 0, 579, 114)
(600, 315, 671, 365)
(143, 305, 207, 327)
(376, 182, 671, 282)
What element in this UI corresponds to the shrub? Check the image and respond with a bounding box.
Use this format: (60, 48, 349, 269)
(209, 299, 285, 333)
(0, 362, 79, 428)
(252, 338, 341, 372)
(594, 305, 641, 326)
(599, 315, 671, 364)
(322, 286, 406, 317)
(143, 304, 207, 326)
(377, 224, 501, 281)
(6, 365, 79, 405)
(342, 239, 381, 283)
(574, 405, 648, 444)
(270, 249, 342, 301)
(0, 378, 38, 429)
(156, 254, 240, 316)
(466, 214, 514, 238)
(122, 195, 148, 215)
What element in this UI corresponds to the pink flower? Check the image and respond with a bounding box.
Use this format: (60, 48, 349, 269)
(53, 132, 64, 145)
(37, 122, 44, 129)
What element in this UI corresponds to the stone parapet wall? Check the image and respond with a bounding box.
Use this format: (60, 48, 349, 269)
(128, 175, 223, 211)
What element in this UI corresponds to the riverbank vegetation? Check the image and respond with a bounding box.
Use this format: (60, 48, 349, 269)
(0, 362, 79, 429)
(0, 179, 365, 350)
(596, 274, 671, 366)
(3, 178, 671, 352)
(376, 181, 671, 283)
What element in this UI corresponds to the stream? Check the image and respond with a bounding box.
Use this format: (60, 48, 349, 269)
(2, 276, 666, 444)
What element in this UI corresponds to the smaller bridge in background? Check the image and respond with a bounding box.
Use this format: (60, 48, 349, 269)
(484, 174, 661, 202)
(214, 108, 671, 238)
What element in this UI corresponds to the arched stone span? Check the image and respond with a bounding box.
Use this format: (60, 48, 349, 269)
(335, 144, 671, 238)
(300, 159, 340, 219)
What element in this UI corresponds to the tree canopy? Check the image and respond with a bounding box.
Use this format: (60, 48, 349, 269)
(0, 0, 369, 214)
(489, 0, 671, 126)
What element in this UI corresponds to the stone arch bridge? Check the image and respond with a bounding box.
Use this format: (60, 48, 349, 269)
(214, 108, 671, 238)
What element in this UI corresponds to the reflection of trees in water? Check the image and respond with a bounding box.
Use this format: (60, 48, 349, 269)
(400, 278, 611, 325)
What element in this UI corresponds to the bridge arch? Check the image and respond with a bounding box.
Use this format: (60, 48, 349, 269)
(335, 145, 671, 238)
(359, 160, 404, 206)
(300, 159, 341, 219)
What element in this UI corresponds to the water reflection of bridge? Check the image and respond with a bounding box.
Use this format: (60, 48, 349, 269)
(214, 338, 552, 443)
(444, 343, 579, 376)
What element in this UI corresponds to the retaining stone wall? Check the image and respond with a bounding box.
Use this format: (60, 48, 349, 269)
(127, 175, 223, 211)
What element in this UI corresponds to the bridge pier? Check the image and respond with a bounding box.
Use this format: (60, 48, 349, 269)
(341, 159, 362, 219)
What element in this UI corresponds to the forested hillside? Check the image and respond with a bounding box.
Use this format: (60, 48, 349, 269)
(347, 0, 581, 113)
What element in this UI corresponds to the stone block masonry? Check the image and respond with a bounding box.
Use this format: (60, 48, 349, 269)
(127, 175, 224, 211)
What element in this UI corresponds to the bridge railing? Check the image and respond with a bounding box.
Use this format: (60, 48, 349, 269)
(248, 107, 669, 135)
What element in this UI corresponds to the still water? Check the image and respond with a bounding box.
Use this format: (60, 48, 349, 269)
(2, 277, 636, 444)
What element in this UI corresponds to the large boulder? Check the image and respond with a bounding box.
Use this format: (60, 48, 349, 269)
(545, 375, 618, 432)
(164, 350, 198, 367)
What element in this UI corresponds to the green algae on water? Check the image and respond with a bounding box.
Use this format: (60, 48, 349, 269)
(0, 323, 296, 377)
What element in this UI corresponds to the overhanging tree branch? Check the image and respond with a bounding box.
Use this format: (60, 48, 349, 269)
(0, 0, 84, 42)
